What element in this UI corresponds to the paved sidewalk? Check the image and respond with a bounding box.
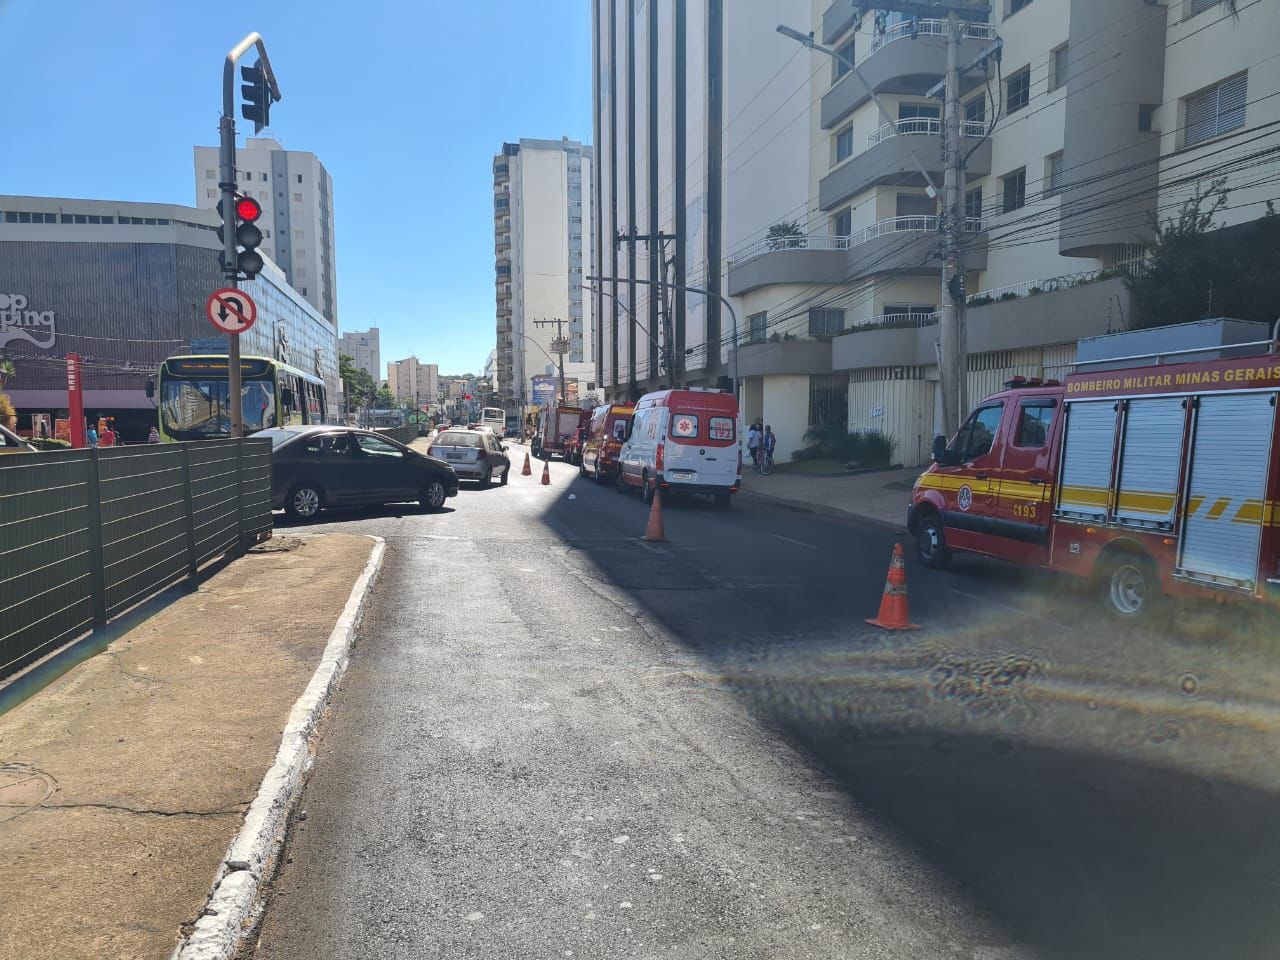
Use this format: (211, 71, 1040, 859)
(737, 465, 924, 529)
(0, 534, 377, 960)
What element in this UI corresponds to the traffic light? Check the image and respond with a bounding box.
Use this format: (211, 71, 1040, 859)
(231, 194, 265, 279)
(241, 62, 271, 133)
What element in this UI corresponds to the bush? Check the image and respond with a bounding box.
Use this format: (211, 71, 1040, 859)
(794, 424, 895, 467)
(791, 445, 826, 461)
(28, 437, 72, 450)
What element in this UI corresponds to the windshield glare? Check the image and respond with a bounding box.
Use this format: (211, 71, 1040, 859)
(161, 379, 276, 438)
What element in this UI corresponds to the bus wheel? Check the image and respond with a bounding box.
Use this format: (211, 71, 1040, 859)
(1100, 552, 1158, 619)
(286, 483, 323, 521)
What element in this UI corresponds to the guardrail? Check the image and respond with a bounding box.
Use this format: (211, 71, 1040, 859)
(860, 18, 997, 65)
(729, 217, 986, 267)
(0, 438, 272, 682)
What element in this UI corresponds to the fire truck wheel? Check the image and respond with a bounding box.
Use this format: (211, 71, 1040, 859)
(915, 513, 951, 569)
(1100, 552, 1158, 619)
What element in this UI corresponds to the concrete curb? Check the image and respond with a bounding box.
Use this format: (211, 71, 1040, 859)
(737, 488, 907, 534)
(170, 534, 386, 960)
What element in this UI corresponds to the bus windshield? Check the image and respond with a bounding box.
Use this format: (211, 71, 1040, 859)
(161, 377, 277, 440)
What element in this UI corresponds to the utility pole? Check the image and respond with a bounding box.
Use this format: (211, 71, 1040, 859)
(534, 319, 570, 404)
(615, 228, 679, 383)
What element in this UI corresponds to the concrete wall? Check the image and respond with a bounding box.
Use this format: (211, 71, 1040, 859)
(761, 375, 811, 464)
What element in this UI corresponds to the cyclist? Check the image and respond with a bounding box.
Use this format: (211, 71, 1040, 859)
(764, 425, 776, 463)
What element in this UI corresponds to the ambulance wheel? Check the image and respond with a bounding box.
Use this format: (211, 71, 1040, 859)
(915, 514, 951, 569)
(641, 472, 655, 505)
(1100, 552, 1158, 619)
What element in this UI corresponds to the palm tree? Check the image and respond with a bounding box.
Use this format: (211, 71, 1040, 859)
(0, 356, 13, 389)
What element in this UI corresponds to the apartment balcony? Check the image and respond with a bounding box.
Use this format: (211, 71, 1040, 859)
(821, 0, 857, 45)
(736, 339, 834, 378)
(497, 322, 512, 334)
(847, 216, 987, 280)
(495, 220, 510, 237)
(493, 162, 509, 178)
(818, 119, 990, 211)
(820, 19, 995, 130)
(728, 217, 987, 296)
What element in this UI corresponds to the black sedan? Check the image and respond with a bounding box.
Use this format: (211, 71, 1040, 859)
(260, 425, 459, 520)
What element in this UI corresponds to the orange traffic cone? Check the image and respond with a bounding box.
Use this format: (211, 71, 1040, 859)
(540, 461, 551, 486)
(641, 486, 667, 542)
(522, 452, 532, 476)
(865, 543, 919, 631)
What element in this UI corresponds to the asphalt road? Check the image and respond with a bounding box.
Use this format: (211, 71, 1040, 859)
(248, 451, 1280, 960)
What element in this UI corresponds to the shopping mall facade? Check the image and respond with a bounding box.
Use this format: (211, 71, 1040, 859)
(0, 195, 340, 442)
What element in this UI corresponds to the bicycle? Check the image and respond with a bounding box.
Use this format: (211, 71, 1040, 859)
(753, 447, 775, 476)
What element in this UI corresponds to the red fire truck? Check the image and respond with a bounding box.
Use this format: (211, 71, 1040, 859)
(532, 405, 586, 461)
(908, 344, 1280, 617)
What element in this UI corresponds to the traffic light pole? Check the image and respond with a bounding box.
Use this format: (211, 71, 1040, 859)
(219, 33, 281, 438)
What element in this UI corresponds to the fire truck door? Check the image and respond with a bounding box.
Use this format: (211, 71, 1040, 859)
(1177, 392, 1277, 591)
(938, 402, 1005, 552)
(995, 397, 1059, 554)
(1057, 400, 1118, 521)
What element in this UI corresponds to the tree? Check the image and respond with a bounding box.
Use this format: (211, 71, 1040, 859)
(765, 220, 806, 250)
(338, 353, 377, 411)
(1126, 178, 1280, 329)
(374, 386, 396, 409)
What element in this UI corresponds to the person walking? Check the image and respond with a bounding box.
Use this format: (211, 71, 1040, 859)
(764, 425, 777, 463)
(147, 426, 161, 444)
(99, 422, 117, 447)
(86, 422, 99, 448)
(747, 422, 761, 467)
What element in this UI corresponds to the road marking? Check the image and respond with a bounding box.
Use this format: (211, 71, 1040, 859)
(771, 533, 817, 550)
(950, 587, 1071, 630)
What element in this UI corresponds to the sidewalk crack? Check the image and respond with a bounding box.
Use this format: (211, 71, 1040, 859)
(41, 800, 249, 818)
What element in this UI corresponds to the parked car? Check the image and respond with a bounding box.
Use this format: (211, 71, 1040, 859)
(0, 424, 36, 454)
(616, 389, 741, 507)
(260, 425, 458, 520)
(426, 428, 512, 487)
(580, 402, 635, 482)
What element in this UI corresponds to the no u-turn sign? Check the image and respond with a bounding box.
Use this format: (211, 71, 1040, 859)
(205, 287, 258, 334)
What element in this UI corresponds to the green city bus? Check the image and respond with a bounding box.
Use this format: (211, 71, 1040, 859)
(155, 355, 329, 442)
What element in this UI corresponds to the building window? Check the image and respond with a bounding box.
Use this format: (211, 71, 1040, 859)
(1050, 44, 1069, 92)
(965, 186, 984, 221)
(296, 174, 303, 184)
(896, 192, 937, 219)
(295, 229, 305, 239)
(1006, 67, 1031, 113)
(293, 192, 303, 202)
(264, 229, 271, 238)
(303, 287, 308, 296)
(899, 102, 940, 122)
(1002, 168, 1027, 213)
(205, 169, 216, 180)
(1189, 0, 1218, 14)
(206, 188, 216, 199)
(262, 172, 268, 181)
(1139, 104, 1158, 132)
(808, 308, 845, 336)
(964, 95, 986, 125)
(1184, 72, 1247, 147)
(1008, 0, 1032, 13)
(834, 37, 854, 80)
(835, 126, 854, 163)
(748, 311, 768, 343)
(1045, 152, 1064, 197)
(833, 208, 852, 237)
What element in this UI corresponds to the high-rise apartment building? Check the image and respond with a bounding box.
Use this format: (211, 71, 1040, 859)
(338, 327, 380, 381)
(594, 0, 1280, 465)
(387, 357, 439, 407)
(493, 138, 595, 410)
(194, 137, 338, 325)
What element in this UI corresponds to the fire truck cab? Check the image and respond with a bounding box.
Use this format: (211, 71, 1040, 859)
(909, 349, 1280, 617)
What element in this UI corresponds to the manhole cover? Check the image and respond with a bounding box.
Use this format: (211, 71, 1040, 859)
(0, 762, 57, 822)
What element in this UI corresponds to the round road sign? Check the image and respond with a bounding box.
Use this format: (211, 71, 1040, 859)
(205, 287, 258, 334)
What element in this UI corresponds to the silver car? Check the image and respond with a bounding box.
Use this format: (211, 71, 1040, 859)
(426, 429, 512, 487)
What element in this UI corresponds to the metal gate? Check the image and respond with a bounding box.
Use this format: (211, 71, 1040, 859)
(1114, 397, 1186, 529)
(1057, 400, 1117, 521)
(1177, 392, 1277, 590)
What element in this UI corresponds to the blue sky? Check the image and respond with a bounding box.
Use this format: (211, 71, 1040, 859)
(0, 0, 593, 377)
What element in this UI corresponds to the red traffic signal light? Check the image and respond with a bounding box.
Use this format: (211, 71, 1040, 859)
(236, 196, 262, 221)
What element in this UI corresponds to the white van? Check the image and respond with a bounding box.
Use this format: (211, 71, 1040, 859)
(615, 389, 741, 508)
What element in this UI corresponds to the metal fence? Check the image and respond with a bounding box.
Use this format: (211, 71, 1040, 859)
(0, 438, 272, 681)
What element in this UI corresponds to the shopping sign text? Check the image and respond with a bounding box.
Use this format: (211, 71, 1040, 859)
(0, 294, 56, 349)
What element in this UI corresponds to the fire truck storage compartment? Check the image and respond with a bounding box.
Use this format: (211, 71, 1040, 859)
(1057, 400, 1117, 520)
(1114, 397, 1186, 529)
(1176, 392, 1277, 590)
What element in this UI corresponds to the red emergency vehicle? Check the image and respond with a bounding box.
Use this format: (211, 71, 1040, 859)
(533, 405, 586, 461)
(908, 346, 1280, 617)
